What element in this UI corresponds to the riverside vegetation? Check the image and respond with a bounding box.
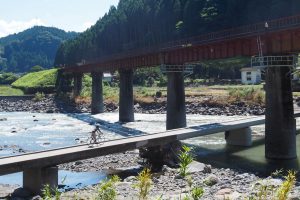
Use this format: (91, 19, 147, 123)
(39, 145, 298, 200)
(0, 68, 267, 115)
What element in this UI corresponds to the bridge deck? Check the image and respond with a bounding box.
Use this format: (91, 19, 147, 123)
(0, 113, 299, 176)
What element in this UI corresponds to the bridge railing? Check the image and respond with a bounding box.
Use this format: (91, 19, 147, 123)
(69, 15, 300, 69)
(166, 15, 300, 49)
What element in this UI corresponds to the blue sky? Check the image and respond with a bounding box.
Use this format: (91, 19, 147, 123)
(0, 0, 119, 37)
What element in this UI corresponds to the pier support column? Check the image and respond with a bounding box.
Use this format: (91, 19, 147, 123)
(225, 128, 252, 147)
(119, 69, 134, 122)
(73, 73, 83, 97)
(265, 66, 296, 159)
(56, 72, 73, 94)
(23, 166, 58, 195)
(140, 69, 187, 169)
(91, 72, 104, 114)
(166, 72, 186, 130)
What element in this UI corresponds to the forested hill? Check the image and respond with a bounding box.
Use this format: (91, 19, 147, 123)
(0, 26, 78, 72)
(55, 0, 300, 66)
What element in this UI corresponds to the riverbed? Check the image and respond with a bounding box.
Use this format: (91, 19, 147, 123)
(0, 112, 299, 192)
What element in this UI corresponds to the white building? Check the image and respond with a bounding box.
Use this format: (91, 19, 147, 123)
(103, 73, 113, 82)
(241, 68, 262, 85)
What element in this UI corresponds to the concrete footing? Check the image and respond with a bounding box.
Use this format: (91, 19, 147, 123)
(166, 72, 186, 130)
(73, 73, 83, 97)
(119, 69, 134, 122)
(91, 72, 104, 114)
(225, 128, 252, 147)
(265, 66, 296, 159)
(23, 166, 58, 195)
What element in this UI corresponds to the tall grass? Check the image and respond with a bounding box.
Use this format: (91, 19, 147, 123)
(96, 175, 120, 200)
(134, 168, 152, 200)
(276, 170, 296, 200)
(228, 87, 265, 104)
(248, 170, 297, 200)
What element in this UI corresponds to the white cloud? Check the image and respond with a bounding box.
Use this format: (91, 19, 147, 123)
(0, 18, 46, 38)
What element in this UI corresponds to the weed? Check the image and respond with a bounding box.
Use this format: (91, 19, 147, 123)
(42, 184, 61, 200)
(183, 195, 191, 200)
(271, 169, 284, 178)
(228, 87, 265, 105)
(190, 187, 204, 200)
(178, 145, 194, 177)
(96, 175, 120, 200)
(134, 168, 152, 200)
(276, 170, 296, 200)
(256, 183, 272, 200)
(42, 184, 52, 200)
(248, 170, 297, 200)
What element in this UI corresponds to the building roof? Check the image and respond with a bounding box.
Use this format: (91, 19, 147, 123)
(240, 67, 259, 72)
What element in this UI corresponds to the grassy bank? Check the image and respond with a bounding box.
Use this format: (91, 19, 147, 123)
(12, 69, 58, 94)
(0, 85, 24, 96)
(8, 69, 266, 105)
(77, 75, 266, 105)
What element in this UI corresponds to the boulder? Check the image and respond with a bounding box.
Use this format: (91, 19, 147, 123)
(204, 174, 219, 186)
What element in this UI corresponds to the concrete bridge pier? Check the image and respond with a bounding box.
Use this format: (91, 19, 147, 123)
(119, 69, 134, 122)
(73, 73, 83, 97)
(23, 166, 58, 195)
(225, 128, 252, 147)
(166, 72, 187, 130)
(142, 71, 187, 169)
(56, 71, 73, 93)
(265, 66, 296, 159)
(91, 72, 104, 114)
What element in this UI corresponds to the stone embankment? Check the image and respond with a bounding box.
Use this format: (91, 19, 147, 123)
(0, 95, 265, 116)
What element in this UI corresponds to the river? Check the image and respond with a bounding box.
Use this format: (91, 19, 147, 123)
(0, 112, 299, 189)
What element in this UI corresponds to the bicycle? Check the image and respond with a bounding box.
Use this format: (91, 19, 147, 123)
(87, 125, 105, 146)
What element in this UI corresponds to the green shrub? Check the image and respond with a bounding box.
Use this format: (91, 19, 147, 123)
(134, 168, 152, 200)
(42, 184, 62, 200)
(191, 187, 204, 200)
(178, 145, 194, 177)
(33, 92, 45, 101)
(276, 170, 296, 200)
(157, 76, 167, 87)
(248, 170, 297, 200)
(0, 73, 18, 84)
(228, 87, 265, 104)
(96, 175, 120, 200)
(30, 65, 44, 72)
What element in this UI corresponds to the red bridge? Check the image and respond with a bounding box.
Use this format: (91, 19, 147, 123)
(64, 15, 300, 72)
(58, 15, 300, 170)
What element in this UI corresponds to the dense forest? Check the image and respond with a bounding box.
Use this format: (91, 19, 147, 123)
(55, 0, 300, 72)
(0, 26, 78, 72)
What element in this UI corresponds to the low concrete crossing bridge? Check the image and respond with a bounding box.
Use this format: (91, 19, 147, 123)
(1, 112, 300, 194)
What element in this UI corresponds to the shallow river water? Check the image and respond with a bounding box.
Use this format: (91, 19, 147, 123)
(0, 112, 300, 189)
